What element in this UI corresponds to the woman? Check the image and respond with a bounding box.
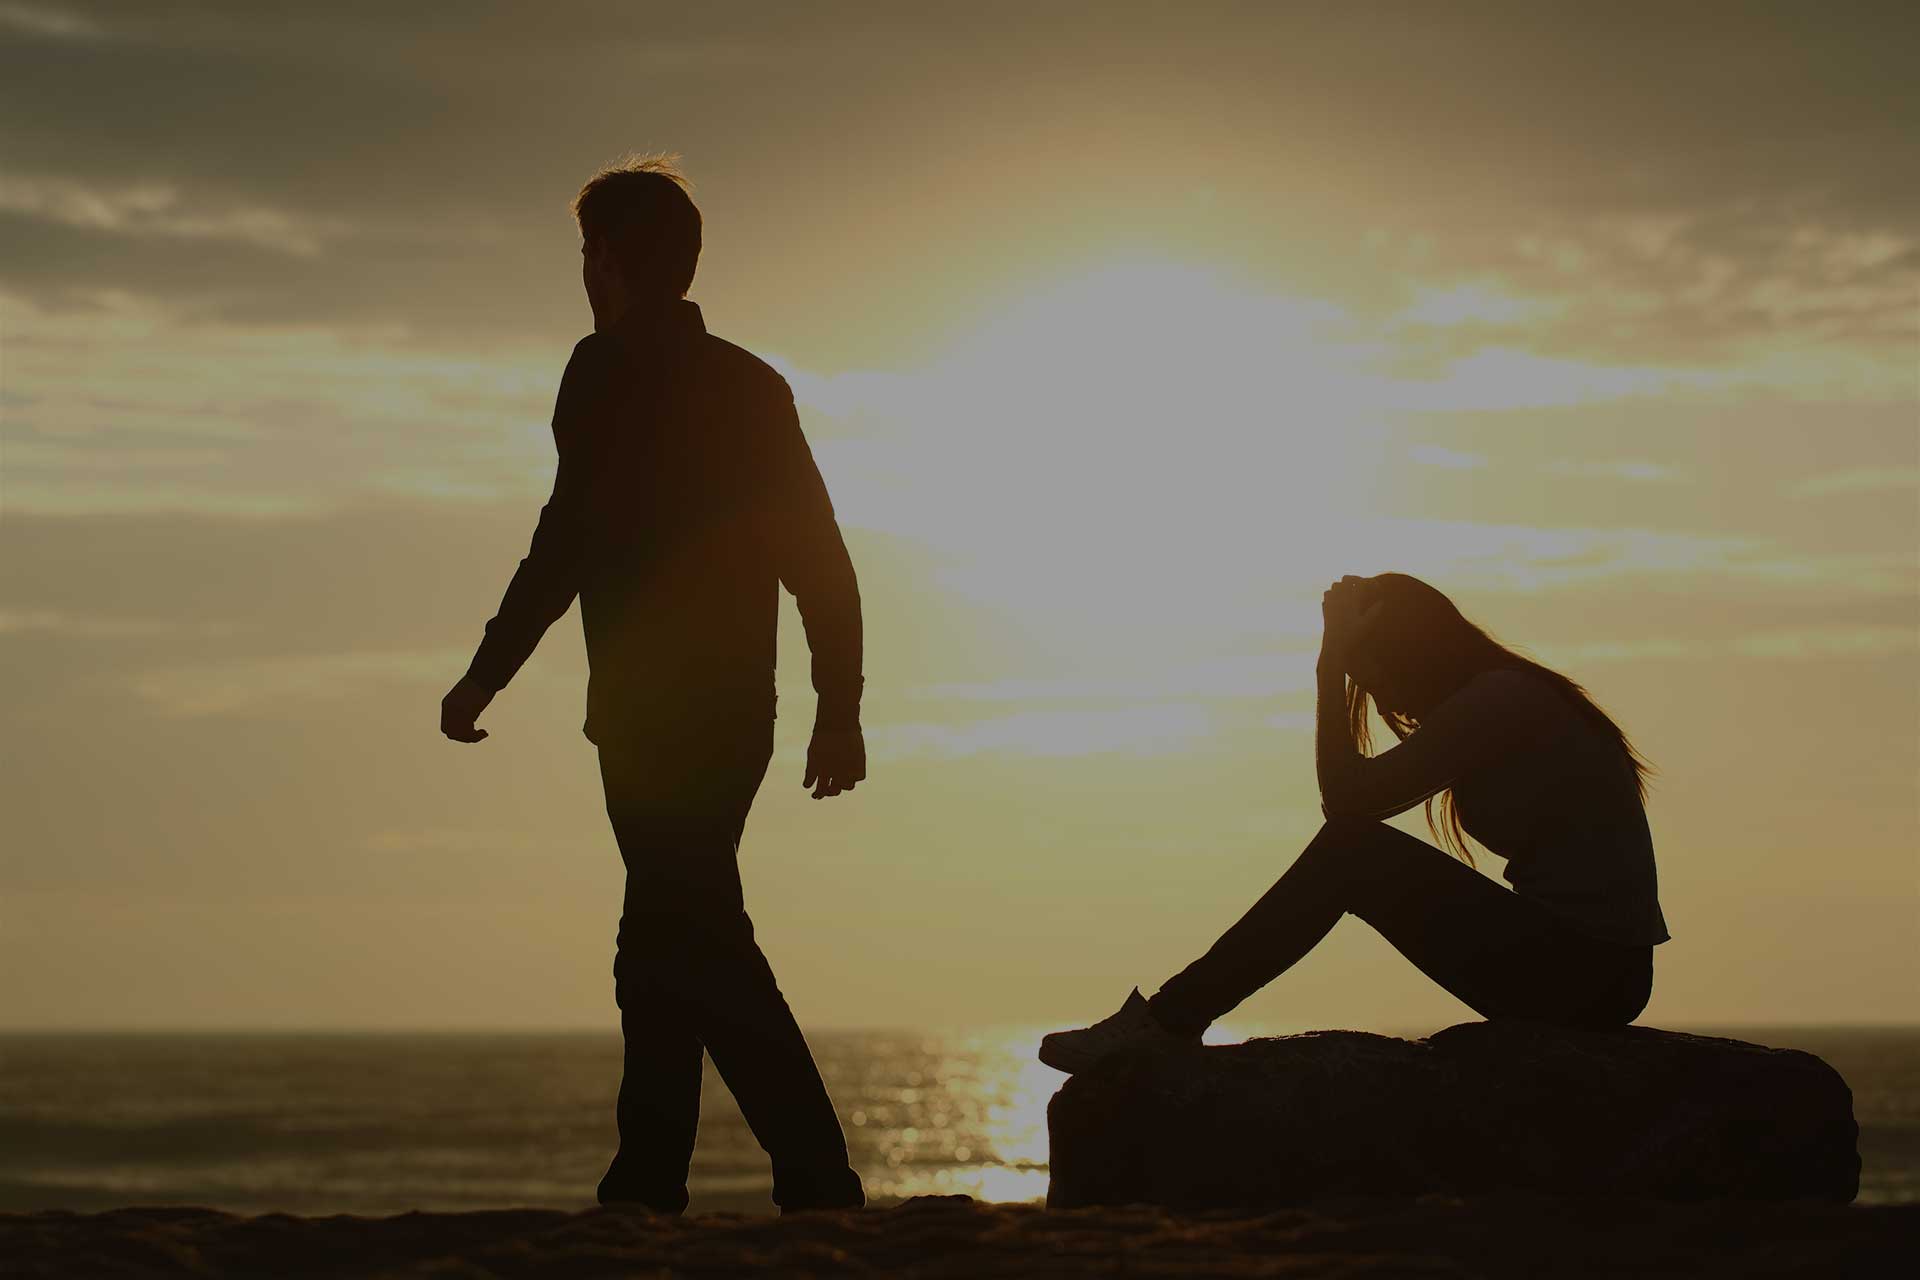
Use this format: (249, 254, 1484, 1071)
(1039, 573, 1669, 1074)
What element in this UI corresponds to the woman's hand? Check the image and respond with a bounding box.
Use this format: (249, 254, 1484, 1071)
(1319, 576, 1385, 672)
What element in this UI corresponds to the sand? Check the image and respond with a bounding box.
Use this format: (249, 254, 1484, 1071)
(5, 1193, 1916, 1277)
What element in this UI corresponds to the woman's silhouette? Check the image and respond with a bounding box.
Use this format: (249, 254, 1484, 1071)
(1040, 573, 1670, 1073)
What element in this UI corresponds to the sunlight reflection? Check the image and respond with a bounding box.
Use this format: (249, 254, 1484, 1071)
(840, 1029, 1058, 1203)
(842, 1022, 1284, 1204)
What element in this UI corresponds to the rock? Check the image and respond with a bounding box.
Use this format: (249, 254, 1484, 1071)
(1047, 1022, 1860, 1209)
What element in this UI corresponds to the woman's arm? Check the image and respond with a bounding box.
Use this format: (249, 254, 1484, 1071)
(1311, 579, 1559, 821)
(1317, 666, 1559, 820)
(1313, 657, 1367, 814)
(1314, 579, 1381, 814)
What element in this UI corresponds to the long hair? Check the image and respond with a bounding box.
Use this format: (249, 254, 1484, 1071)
(1343, 573, 1653, 863)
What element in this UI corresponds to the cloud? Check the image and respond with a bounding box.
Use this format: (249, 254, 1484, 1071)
(1396, 280, 1564, 329)
(915, 655, 1308, 703)
(1536, 626, 1918, 666)
(0, 174, 342, 255)
(1395, 442, 1685, 486)
(1, 290, 559, 516)
(1542, 459, 1680, 484)
(361, 828, 556, 855)
(1733, 626, 1917, 661)
(1349, 520, 1918, 603)
(0, 608, 234, 638)
(129, 648, 465, 717)
(1315, 520, 1750, 590)
(872, 704, 1215, 760)
(0, 2, 102, 40)
(1407, 445, 1486, 471)
(1532, 638, 1699, 665)
(0, 503, 557, 675)
(1, 3, 1911, 357)
(1373, 215, 1918, 383)
(1794, 466, 1920, 499)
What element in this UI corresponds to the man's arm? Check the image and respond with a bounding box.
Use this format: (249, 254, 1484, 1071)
(766, 379, 866, 796)
(441, 336, 610, 742)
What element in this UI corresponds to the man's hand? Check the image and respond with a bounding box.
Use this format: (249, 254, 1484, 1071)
(803, 727, 866, 799)
(440, 675, 496, 743)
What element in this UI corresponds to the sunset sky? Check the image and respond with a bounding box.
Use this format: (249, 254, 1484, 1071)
(3, 2, 1915, 1032)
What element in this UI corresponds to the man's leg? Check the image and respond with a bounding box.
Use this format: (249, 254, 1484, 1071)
(679, 894, 864, 1211)
(1149, 816, 1646, 1035)
(597, 744, 709, 1212)
(599, 941, 705, 1211)
(600, 726, 861, 1213)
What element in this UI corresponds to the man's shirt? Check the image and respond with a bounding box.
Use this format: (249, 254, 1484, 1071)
(464, 299, 863, 743)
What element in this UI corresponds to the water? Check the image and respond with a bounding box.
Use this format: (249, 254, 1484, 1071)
(0, 1029, 1056, 1215)
(2, 1026, 1913, 1215)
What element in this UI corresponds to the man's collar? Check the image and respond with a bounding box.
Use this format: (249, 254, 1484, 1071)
(608, 297, 705, 341)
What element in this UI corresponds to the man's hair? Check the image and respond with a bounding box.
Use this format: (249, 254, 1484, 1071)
(571, 154, 702, 299)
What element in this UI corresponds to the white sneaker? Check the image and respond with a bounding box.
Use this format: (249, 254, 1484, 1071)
(1037, 988, 1198, 1074)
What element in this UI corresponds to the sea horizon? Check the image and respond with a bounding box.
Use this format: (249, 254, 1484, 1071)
(8, 1020, 1918, 1036)
(5, 1024, 1915, 1217)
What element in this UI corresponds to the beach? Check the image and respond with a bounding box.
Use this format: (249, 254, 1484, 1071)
(8, 1193, 1918, 1278)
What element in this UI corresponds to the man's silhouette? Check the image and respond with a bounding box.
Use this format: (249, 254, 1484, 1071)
(440, 157, 867, 1214)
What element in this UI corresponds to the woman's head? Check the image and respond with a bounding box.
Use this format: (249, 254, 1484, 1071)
(1339, 573, 1653, 861)
(1340, 573, 1496, 720)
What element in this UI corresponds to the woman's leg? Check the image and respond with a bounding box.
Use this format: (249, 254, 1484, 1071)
(1147, 816, 1648, 1036)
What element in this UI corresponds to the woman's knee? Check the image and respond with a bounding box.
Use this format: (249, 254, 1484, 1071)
(1299, 816, 1448, 908)
(1306, 815, 1401, 866)
(1287, 815, 1378, 887)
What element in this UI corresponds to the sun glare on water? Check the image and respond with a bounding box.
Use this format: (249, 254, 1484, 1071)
(844, 1021, 1279, 1204)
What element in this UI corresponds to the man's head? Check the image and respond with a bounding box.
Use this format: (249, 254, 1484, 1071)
(572, 155, 702, 326)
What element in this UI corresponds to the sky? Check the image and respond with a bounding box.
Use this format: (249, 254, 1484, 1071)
(2, 1, 1915, 1032)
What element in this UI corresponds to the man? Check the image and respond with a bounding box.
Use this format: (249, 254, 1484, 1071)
(440, 156, 867, 1214)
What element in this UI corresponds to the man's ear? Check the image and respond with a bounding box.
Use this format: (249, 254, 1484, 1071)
(584, 236, 616, 274)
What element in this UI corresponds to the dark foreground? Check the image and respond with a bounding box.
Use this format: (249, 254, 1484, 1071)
(5, 1195, 1916, 1278)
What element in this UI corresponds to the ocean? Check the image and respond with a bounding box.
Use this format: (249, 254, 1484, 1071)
(2, 1026, 1914, 1215)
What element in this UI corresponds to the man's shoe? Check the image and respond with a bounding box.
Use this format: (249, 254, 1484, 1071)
(597, 1164, 688, 1215)
(597, 1197, 675, 1214)
(778, 1195, 866, 1215)
(1037, 988, 1199, 1074)
(775, 1165, 865, 1214)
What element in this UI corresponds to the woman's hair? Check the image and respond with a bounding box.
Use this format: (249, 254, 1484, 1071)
(572, 153, 702, 299)
(1344, 573, 1653, 863)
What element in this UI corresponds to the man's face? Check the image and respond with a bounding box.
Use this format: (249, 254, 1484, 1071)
(581, 237, 627, 328)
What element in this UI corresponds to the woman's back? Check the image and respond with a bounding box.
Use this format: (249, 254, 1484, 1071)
(1449, 668, 1670, 948)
